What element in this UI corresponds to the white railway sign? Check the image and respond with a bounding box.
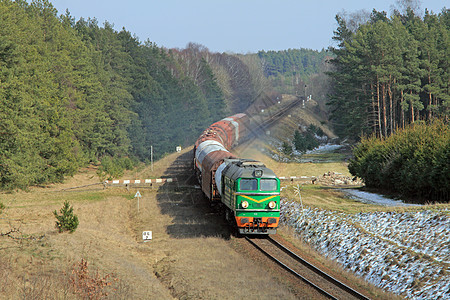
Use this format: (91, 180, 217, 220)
(142, 231, 152, 241)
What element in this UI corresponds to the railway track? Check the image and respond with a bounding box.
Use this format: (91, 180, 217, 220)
(245, 235, 370, 300)
(248, 97, 302, 134)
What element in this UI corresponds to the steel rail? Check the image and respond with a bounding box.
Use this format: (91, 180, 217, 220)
(253, 98, 302, 132)
(244, 236, 337, 300)
(267, 236, 370, 300)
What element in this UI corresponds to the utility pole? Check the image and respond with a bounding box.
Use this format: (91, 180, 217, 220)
(151, 145, 153, 172)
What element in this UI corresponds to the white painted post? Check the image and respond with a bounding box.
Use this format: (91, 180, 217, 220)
(135, 190, 142, 213)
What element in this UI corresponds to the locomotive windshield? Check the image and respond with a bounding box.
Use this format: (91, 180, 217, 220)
(239, 178, 278, 191)
(239, 179, 258, 191)
(260, 179, 278, 191)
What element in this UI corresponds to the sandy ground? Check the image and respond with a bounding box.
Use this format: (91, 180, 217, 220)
(0, 149, 311, 299)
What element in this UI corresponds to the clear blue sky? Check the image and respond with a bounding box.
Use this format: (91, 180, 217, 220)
(51, 0, 447, 53)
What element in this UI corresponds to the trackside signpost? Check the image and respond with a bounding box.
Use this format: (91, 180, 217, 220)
(142, 231, 152, 242)
(135, 190, 142, 213)
(135, 191, 152, 242)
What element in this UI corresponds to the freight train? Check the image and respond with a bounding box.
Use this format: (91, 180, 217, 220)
(193, 114, 280, 235)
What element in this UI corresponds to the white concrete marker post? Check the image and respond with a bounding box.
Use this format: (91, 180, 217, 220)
(135, 190, 142, 213)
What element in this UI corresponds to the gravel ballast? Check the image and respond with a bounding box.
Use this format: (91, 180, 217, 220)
(281, 199, 450, 299)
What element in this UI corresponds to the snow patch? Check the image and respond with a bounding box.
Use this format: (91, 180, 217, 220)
(305, 144, 343, 154)
(281, 200, 450, 299)
(340, 189, 421, 207)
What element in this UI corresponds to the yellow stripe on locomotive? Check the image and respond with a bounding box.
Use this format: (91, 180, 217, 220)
(219, 159, 280, 235)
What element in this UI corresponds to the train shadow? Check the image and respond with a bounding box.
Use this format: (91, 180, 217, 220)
(156, 148, 231, 239)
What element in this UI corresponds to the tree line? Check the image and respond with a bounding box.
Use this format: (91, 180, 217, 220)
(0, 0, 230, 188)
(2, 0, 330, 189)
(328, 7, 449, 139)
(258, 48, 329, 95)
(258, 48, 328, 78)
(0, 0, 353, 190)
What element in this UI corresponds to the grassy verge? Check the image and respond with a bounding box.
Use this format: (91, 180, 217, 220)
(282, 184, 450, 214)
(299, 151, 348, 163)
(0, 148, 312, 299)
(235, 139, 351, 177)
(1, 132, 447, 299)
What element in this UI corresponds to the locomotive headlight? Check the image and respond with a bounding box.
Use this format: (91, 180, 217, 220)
(254, 169, 263, 177)
(241, 201, 249, 209)
(268, 201, 276, 209)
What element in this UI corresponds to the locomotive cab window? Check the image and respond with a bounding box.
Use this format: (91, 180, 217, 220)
(260, 179, 278, 191)
(239, 179, 257, 191)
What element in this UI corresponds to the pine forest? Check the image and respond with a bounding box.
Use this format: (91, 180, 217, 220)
(0, 0, 448, 196)
(328, 8, 449, 139)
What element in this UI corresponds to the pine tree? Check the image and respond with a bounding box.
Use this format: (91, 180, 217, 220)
(54, 201, 79, 233)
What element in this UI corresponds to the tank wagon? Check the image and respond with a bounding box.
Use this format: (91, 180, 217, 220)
(194, 114, 280, 234)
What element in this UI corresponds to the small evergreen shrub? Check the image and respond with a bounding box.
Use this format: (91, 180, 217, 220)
(54, 201, 79, 233)
(281, 141, 293, 156)
(308, 124, 325, 137)
(349, 120, 449, 202)
(293, 129, 319, 153)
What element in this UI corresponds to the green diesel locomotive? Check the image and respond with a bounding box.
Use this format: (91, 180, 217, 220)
(194, 113, 280, 235)
(215, 159, 280, 234)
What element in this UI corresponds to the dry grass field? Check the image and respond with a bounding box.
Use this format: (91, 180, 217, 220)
(5, 98, 437, 300)
(0, 147, 317, 299)
(3, 94, 444, 299)
(0, 143, 403, 299)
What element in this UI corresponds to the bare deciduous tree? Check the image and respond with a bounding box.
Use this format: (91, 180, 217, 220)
(391, 0, 423, 16)
(337, 9, 371, 33)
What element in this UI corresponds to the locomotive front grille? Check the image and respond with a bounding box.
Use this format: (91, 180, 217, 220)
(243, 218, 268, 233)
